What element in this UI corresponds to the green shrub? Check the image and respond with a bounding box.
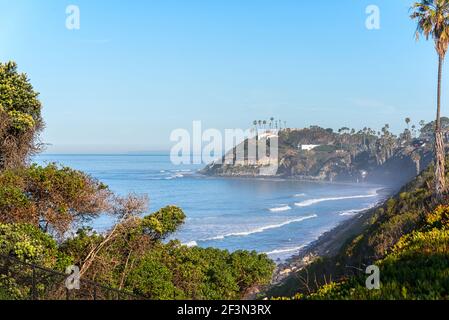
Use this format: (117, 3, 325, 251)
(7, 110, 35, 132)
(307, 204, 449, 300)
(0, 61, 43, 169)
(125, 242, 274, 300)
(0, 223, 72, 299)
(141, 206, 186, 240)
(0, 164, 110, 234)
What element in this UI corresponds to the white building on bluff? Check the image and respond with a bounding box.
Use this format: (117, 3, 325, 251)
(299, 144, 320, 151)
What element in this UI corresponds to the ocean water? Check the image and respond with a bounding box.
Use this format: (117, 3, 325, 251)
(34, 154, 384, 261)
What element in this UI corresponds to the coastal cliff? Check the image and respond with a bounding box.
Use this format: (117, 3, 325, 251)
(200, 124, 440, 188)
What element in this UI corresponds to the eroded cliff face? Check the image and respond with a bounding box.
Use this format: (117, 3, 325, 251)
(200, 126, 435, 188)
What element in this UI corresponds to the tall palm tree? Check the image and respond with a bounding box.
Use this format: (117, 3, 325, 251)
(411, 0, 449, 198)
(405, 117, 411, 130)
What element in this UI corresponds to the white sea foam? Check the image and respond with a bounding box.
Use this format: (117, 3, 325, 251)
(264, 245, 307, 256)
(295, 193, 377, 208)
(269, 205, 292, 213)
(339, 206, 374, 216)
(165, 173, 184, 180)
(294, 193, 306, 197)
(202, 215, 318, 241)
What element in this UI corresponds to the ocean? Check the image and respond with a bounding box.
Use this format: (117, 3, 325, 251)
(35, 153, 384, 261)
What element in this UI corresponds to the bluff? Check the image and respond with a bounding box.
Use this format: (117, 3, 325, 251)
(200, 124, 441, 188)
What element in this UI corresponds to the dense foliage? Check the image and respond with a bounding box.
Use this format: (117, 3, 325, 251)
(271, 158, 449, 300)
(0, 164, 110, 235)
(0, 206, 275, 300)
(0, 62, 43, 170)
(0, 165, 275, 300)
(126, 244, 274, 300)
(59, 205, 274, 300)
(307, 204, 449, 300)
(0, 163, 274, 300)
(0, 224, 72, 299)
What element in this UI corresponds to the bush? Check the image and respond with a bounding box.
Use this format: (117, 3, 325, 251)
(0, 164, 110, 235)
(127, 249, 178, 300)
(126, 243, 275, 300)
(307, 205, 449, 300)
(142, 206, 186, 240)
(0, 61, 43, 169)
(58, 206, 275, 300)
(0, 223, 72, 300)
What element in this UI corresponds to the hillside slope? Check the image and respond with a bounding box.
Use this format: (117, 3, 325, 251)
(268, 158, 449, 299)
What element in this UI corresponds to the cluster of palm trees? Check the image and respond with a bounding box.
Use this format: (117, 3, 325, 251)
(403, 118, 430, 140)
(340, 119, 426, 140)
(337, 124, 391, 149)
(411, 0, 449, 199)
(252, 118, 287, 130)
(338, 126, 386, 139)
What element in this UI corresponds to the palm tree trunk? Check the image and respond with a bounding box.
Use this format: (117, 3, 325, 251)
(435, 54, 446, 199)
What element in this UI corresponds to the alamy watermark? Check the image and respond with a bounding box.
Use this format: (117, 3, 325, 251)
(365, 265, 380, 290)
(170, 121, 279, 172)
(66, 5, 80, 30)
(65, 265, 80, 290)
(365, 5, 380, 30)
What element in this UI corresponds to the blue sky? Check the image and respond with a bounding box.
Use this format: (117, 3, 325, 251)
(0, 0, 443, 152)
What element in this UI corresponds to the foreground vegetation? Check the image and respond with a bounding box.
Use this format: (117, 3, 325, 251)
(307, 205, 449, 300)
(269, 159, 449, 300)
(0, 165, 275, 300)
(0, 212, 274, 300)
(0, 61, 275, 300)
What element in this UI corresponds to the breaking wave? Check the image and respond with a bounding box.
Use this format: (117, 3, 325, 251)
(294, 193, 306, 197)
(264, 245, 307, 256)
(295, 193, 377, 208)
(339, 205, 375, 216)
(201, 215, 318, 241)
(269, 205, 292, 213)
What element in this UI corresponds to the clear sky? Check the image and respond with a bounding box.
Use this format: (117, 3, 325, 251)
(0, 0, 443, 153)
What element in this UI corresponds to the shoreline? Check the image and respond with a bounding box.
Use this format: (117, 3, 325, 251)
(269, 187, 392, 286)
